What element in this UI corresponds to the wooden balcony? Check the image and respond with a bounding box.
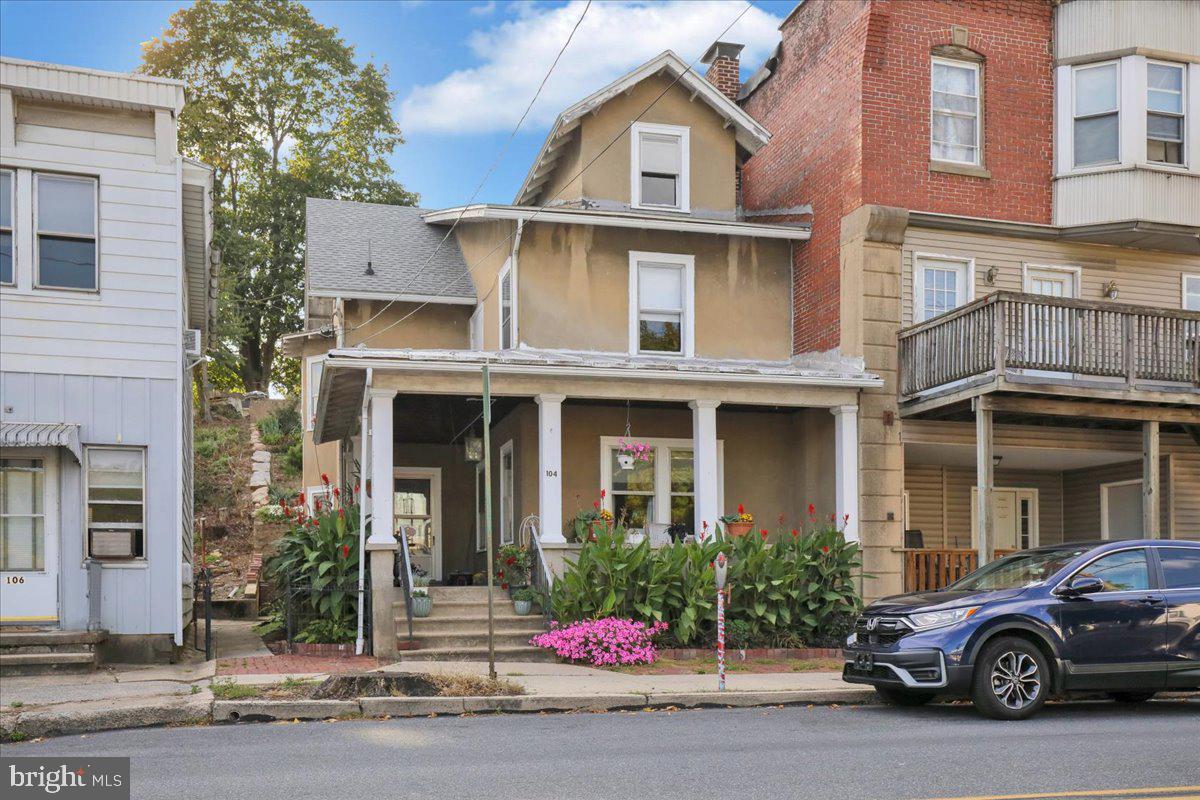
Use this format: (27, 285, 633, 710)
(901, 548, 1018, 593)
(898, 291, 1200, 412)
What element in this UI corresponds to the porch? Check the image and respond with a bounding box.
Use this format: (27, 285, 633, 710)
(897, 291, 1200, 591)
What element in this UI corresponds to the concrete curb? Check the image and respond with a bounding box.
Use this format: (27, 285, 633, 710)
(212, 699, 360, 723)
(6, 691, 213, 739)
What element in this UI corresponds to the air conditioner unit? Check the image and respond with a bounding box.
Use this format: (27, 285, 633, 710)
(183, 328, 202, 359)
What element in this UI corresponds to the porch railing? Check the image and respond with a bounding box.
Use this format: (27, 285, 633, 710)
(520, 514, 553, 629)
(394, 525, 415, 643)
(901, 548, 1018, 593)
(898, 291, 1200, 398)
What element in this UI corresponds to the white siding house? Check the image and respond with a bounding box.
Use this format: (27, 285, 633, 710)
(0, 58, 215, 660)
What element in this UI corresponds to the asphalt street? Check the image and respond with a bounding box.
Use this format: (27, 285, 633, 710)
(6, 699, 1199, 800)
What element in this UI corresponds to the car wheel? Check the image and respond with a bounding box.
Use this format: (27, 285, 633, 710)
(971, 636, 1049, 721)
(1107, 691, 1156, 704)
(874, 686, 936, 707)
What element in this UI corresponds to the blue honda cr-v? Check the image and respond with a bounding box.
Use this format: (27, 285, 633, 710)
(842, 539, 1200, 719)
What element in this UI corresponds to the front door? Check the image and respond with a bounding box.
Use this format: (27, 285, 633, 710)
(972, 487, 1039, 554)
(394, 469, 441, 581)
(0, 452, 59, 625)
(1102, 479, 1144, 540)
(1023, 266, 1078, 378)
(1055, 547, 1167, 690)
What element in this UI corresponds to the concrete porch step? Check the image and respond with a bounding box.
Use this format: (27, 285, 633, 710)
(0, 629, 106, 650)
(397, 644, 557, 663)
(404, 615, 543, 632)
(394, 600, 527, 619)
(407, 629, 544, 650)
(425, 586, 492, 601)
(0, 651, 97, 676)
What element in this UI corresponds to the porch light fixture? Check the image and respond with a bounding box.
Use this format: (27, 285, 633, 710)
(993, 455, 1003, 468)
(984, 266, 997, 286)
(464, 434, 483, 462)
(1103, 280, 1119, 300)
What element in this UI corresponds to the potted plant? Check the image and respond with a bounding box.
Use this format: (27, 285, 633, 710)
(720, 504, 754, 537)
(495, 544, 531, 592)
(567, 491, 613, 542)
(411, 575, 431, 617)
(616, 438, 653, 471)
(511, 587, 538, 616)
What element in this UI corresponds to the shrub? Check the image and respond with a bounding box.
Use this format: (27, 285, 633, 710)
(549, 516, 861, 648)
(295, 618, 355, 644)
(283, 442, 303, 477)
(494, 544, 530, 589)
(529, 618, 669, 667)
(268, 485, 298, 505)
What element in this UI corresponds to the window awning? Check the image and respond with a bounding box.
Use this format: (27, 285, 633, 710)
(0, 422, 82, 463)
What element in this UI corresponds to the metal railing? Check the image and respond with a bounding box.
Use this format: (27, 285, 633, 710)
(898, 291, 1200, 398)
(281, 572, 371, 651)
(520, 514, 553, 628)
(394, 525, 416, 643)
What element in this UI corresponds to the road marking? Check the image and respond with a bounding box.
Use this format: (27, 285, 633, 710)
(915, 787, 1200, 800)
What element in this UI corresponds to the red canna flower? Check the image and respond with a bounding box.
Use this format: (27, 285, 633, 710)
(600, 489, 606, 499)
(760, 529, 768, 540)
(702, 520, 709, 529)
(822, 546, 830, 554)
(321, 473, 330, 485)
(338, 508, 346, 519)
(791, 528, 798, 538)
(501, 583, 509, 591)
(497, 570, 505, 579)
(830, 513, 836, 523)
(843, 513, 851, 523)
(593, 501, 600, 510)
(342, 544, 350, 558)
(808, 503, 816, 516)
(506, 556, 516, 566)
(737, 503, 744, 515)
(298, 491, 306, 505)
(283, 506, 291, 518)
(333, 487, 340, 498)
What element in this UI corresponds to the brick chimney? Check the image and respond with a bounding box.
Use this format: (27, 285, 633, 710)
(701, 41, 745, 102)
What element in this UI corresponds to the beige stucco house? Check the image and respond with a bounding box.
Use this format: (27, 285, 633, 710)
(284, 51, 879, 655)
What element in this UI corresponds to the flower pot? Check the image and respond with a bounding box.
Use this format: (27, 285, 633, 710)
(625, 531, 646, 547)
(726, 521, 753, 537)
(513, 599, 532, 616)
(590, 519, 612, 537)
(616, 453, 636, 470)
(411, 595, 431, 617)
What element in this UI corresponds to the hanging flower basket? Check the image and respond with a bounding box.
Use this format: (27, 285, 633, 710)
(617, 452, 637, 470)
(617, 438, 652, 471)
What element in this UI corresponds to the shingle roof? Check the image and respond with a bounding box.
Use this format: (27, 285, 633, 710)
(305, 198, 475, 302)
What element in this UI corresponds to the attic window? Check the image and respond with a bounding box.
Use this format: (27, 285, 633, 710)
(631, 122, 689, 212)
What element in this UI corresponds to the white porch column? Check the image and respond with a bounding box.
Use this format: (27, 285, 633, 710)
(690, 400, 721, 536)
(831, 405, 860, 543)
(367, 388, 397, 546)
(536, 394, 566, 543)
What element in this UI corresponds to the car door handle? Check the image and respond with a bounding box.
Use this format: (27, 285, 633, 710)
(1137, 596, 1165, 605)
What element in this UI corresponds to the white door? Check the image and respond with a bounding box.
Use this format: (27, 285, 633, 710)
(1102, 479, 1144, 540)
(1024, 266, 1079, 378)
(394, 469, 442, 581)
(972, 487, 1039, 553)
(0, 451, 59, 624)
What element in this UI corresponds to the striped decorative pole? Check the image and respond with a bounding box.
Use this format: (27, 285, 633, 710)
(714, 552, 728, 692)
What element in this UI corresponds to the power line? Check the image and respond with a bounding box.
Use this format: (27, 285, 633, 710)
(349, 0, 593, 337)
(353, 1, 754, 347)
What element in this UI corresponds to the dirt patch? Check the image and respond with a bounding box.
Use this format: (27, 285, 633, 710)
(612, 656, 844, 675)
(311, 672, 524, 699)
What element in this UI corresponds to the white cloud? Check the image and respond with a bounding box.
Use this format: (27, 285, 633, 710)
(399, 0, 782, 135)
(469, 1, 497, 15)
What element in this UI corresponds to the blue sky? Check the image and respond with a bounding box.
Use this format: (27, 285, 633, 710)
(0, 0, 793, 208)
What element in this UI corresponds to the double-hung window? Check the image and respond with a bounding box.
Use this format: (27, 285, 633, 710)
(931, 58, 981, 165)
(1184, 275, 1200, 312)
(914, 255, 972, 322)
(631, 122, 689, 212)
(601, 437, 719, 531)
(1073, 62, 1120, 167)
(86, 448, 145, 560)
(35, 173, 98, 291)
(0, 458, 46, 570)
(0, 169, 13, 286)
(1147, 61, 1185, 165)
(630, 252, 693, 357)
(498, 262, 514, 350)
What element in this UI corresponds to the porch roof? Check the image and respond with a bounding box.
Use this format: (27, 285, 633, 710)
(0, 422, 82, 463)
(313, 346, 881, 443)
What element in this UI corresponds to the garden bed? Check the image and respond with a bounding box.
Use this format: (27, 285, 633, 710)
(210, 672, 524, 701)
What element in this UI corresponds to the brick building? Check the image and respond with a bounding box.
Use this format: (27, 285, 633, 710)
(740, 0, 1200, 600)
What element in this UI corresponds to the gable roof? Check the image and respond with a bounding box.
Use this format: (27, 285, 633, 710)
(514, 50, 771, 206)
(305, 197, 475, 304)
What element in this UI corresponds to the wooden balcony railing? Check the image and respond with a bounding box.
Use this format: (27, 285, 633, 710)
(901, 548, 1018, 593)
(898, 291, 1200, 399)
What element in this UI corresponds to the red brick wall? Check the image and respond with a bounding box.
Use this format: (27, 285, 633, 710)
(705, 56, 742, 103)
(861, 0, 1053, 222)
(741, 0, 1053, 354)
(741, 0, 872, 354)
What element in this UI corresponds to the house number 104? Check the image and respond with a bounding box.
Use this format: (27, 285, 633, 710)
(544, 470, 558, 477)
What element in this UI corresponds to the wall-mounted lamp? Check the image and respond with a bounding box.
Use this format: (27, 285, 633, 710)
(993, 455, 1003, 468)
(984, 266, 998, 286)
(1103, 280, 1119, 300)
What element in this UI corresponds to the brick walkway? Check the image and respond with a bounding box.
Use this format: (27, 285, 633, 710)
(217, 654, 383, 675)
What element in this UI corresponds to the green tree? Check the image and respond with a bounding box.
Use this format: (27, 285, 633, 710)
(142, 0, 417, 391)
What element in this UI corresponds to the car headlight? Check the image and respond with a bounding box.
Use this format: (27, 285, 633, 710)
(845, 632, 857, 647)
(906, 606, 979, 631)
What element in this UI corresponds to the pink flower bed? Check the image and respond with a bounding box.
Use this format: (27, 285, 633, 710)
(530, 618, 669, 667)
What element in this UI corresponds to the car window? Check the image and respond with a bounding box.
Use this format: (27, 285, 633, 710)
(1077, 549, 1150, 593)
(1159, 548, 1200, 590)
(949, 546, 1091, 591)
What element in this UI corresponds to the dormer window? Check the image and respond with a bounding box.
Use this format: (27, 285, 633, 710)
(631, 122, 690, 212)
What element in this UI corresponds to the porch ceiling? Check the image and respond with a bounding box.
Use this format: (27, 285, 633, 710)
(392, 394, 523, 445)
(905, 442, 1139, 471)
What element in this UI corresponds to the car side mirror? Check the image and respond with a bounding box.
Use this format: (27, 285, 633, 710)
(1057, 575, 1104, 598)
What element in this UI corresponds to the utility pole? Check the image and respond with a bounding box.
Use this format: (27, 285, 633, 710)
(482, 364, 497, 680)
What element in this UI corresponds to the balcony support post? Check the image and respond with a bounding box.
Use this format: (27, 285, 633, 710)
(1143, 420, 1160, 538)
(974, 397, 994, 567)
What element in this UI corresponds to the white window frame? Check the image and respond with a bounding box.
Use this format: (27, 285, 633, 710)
(1100, 478, 1150, 540)
(1071, 60, 1121, 169)
(930, 56, 982, 166)
(0, 167, 13, 286)
(599, 436, 724, 530)
(497, 259, 515, 350)
(305, 355, 325, 431)
(84, 446, 147, 563)
(628, 251, 695, 357)
(912, 253, 975, 323)
(33, 172, 99, 292)
(1183, 274, 1200, 312)
(1146, 59, 1186, 167)
(1022, 263, 1081, 297)
(499, 440, 515, 546)
(630, 121, 690, 213)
